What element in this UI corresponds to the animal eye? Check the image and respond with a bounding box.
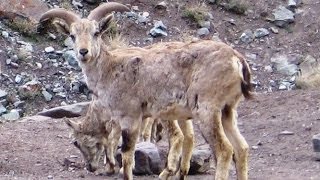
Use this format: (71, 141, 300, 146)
(73, 140, 80, 148)
(70, 34, 75, 41)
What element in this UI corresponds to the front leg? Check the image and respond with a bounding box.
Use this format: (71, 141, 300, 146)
(120, 118, 141, 180)
(105, 121, 122, 174)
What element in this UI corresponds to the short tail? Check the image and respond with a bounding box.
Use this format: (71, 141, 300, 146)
(236, 51, 253, 99)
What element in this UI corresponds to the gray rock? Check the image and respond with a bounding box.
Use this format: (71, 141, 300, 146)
(270, 27, 279, 34)
(189, 146, 211, 174)
(6, 59, 11, 65)
(0, 89, 8, 100)
(38, 101, 90, 118)
(116, 142, 163, 175)
(63, 50, 79, 68)
(72, 0, 83, 8)
(288, 0, 302, 9)
(154, 20, 167, 30)
(15, 74, 23, 84)
(134, 142, 162, 175)
(199, 21, 211, 29)
(272, 6, 295, 27)
(44, 46, 55, 53)
(64, 37, 74, 48)
(264, 65, 273, 73)
(254, 28, 270, 38)
(2, 109, 20, 121)
(155, 1, 168, 10)
(271, 54, 298, 76)
(313, 134, 320, 160)
(207, 0, 216, 4)
(240, 29, 254, 44)
(197, 28, 210, 37)
(42, 90, 53, 102)
(0, 103, 7, 115)
(13, 101, 25, 108)
(137, 15, 149, 24)
(279, 81, 293, 90)
(149, 28, 167, 37)
(2, 31, 9, 38)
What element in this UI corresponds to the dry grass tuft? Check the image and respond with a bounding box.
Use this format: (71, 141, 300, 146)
(181, 3, 209, 27)
(296, 65, 320, 89)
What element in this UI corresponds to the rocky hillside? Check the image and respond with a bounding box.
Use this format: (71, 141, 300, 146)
(0, 0, 319, 120)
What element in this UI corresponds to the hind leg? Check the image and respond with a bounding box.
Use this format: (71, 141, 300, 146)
(177, 120, 194, 180)
(194, 105, 233, 180)
(222, 105, 249, 180)
(159, 120, 184, 180)
(141, 117, 154, 142)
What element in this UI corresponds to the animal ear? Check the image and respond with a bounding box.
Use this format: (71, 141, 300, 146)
(98, 14, 114, 34)
(64, 118, 81, 132)
(52, 19, 71, 35)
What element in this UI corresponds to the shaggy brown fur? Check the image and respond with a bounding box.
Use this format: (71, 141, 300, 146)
(40, 2, 253, 180)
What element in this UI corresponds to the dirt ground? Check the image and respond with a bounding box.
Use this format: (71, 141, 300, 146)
(1, 0, 320, 179)
(1, 89, 320, 180)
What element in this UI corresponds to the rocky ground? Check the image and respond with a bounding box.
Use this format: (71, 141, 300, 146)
(1, 0, 320, 179)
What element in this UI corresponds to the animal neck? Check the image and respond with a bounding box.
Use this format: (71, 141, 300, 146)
(80, 45, 114, 93)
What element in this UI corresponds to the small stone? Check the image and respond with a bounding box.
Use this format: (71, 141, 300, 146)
(208, 0, 216, 4)
(64, 37, 74, 48)
(155, 1, 167, 10)
(72, 0, 83, 8)
(252, 146, 259, 150)
(254, 28, 270, 38)
(154, 20, 167, 30)
(312, 133, 320, 160)
(0, 103, 7, 115)
(189, 147, 211, 174)
(272, 6, 295, 28)
(199, 21, 211, 29)
(15, 75, 23, 84)
(14, 101, 25, 108)
(6, 59, 11, 65)
(279, 130, 294, 135)
(48, 33, 56, 40)
(0, 89, 8, 100)
(132, 6, 139, 11)
(63, 50, 79, 69)
(197, 28, 210, 37)
(42, 91, 53, 102)
(240, 29, 254, 44)
(2, 31, 9, 38)
(270, 27, 279, 34)
(47, 175, 53, 179)
(1, 109, 20, 121)
(279, 84, 287, 90)
(149, 28, 167, 37)
(44, 46, 55, 53)
(264, 65, 273, 73)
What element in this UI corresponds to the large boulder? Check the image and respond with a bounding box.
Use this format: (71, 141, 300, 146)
(38, 102, 90, 118)
(0, 0, 49, 23)
(117, 142, 163, 175)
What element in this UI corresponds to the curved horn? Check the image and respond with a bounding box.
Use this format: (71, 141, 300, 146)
(40, 8, 80, 26)
(88, 2, 130, 21)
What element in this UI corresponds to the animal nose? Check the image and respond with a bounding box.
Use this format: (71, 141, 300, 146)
(79, 48, 88, 56)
